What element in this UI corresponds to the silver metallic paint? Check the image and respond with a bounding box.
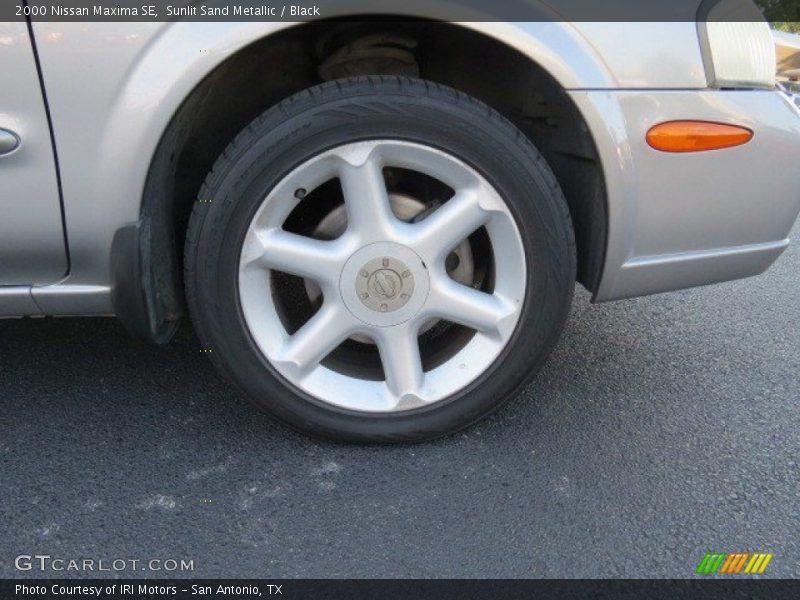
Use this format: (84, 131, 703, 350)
(569, 22, 708, 88)
(0, 128, 21, 155)
(0, 23, 67, 285)
(1, 20, 798, 316)
(570, 89, 800, 301)
(20, 20, 616, 315)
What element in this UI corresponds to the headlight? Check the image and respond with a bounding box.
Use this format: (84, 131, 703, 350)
(700, 0, 776, 88)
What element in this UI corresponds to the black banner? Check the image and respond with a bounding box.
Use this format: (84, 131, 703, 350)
(3, 579, 800, 600)
(2, 0, 795, 22)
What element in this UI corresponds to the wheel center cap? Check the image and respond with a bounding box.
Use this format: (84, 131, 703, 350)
(340, 242, 429, 327)
(356, 257, 414, 313)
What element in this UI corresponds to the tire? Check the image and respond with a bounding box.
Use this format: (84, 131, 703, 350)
(184, 76, 575, 443)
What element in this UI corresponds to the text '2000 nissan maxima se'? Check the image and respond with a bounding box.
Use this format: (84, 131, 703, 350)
(1, 1, 799, 441)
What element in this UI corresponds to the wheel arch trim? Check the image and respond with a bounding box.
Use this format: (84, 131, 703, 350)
(108, 19, 612, 339)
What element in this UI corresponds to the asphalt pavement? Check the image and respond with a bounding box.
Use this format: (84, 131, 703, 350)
(1, 221, 798, 579)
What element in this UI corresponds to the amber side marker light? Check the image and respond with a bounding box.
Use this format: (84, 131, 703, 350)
(646, 121, 754, 153)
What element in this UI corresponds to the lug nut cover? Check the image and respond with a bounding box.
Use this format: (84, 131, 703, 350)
(355, 257, 415, 313)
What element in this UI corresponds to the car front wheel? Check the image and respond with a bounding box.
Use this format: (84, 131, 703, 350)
(185, 76, 575, 442)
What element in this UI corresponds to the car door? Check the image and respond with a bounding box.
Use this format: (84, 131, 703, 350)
(0, 22, 67, 285)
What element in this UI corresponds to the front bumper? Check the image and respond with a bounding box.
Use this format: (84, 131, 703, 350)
(570, 89, 800, 302)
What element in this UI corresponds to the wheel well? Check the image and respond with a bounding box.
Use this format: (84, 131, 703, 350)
(139, 20, 607, 341)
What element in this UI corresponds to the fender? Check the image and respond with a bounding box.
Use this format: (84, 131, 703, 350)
(31, 16, 615, 338)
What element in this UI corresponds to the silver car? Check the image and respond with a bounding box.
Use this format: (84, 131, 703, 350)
(2, 6, 799, 441)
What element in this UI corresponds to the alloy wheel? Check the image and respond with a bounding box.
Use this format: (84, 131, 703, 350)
(238, 140, 527, 412)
